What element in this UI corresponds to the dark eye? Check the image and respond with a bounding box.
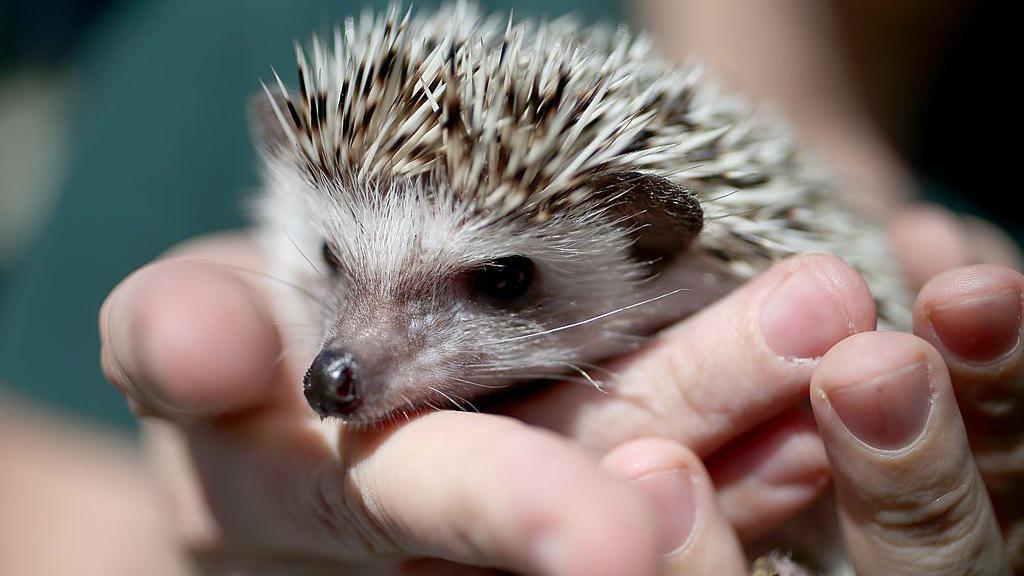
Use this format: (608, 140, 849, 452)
(321, 241, 341, 274)
(472, 255, 534, 302)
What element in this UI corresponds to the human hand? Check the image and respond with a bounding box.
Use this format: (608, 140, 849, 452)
(613, 343, 1018, 576)
(100, 232, 882, 573)
(504, 241, 1024, 569)
(413, 328, 1020, 576)
(590, 330, 1019, 576)
(104, 229, 1024, 574)
(99, 235, 663, 576)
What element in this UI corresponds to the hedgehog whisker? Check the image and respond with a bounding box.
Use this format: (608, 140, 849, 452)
(421, 396, 446, 414)
(499, 373, 602, 387)
(400, 395, 416, 423)
(284, 229, 328, 280)
(704, 207, 762, 221)
(205, 261, 335, 312)
(274, 334, 319, 368)
(704, 187, 740, 203)
(573, 360, 620, 379)
(449, 376, 506, 390)
(562, 362, 604, 392)
(447, 389, 480, 413)
(486, 288, 691, 345)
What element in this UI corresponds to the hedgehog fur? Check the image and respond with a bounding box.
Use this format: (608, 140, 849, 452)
(256, 1, 910, 329)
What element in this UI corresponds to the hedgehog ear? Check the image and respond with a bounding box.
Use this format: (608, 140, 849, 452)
(591, 171, 704, 264)
(248, 89, 298, 154)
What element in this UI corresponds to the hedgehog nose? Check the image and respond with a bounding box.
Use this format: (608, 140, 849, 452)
(304, 349, 361, 418)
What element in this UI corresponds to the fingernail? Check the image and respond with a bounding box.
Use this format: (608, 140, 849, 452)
(928, 289, 1022, 364)
(761, 269, 851, 359)
(827, 362, 932, 450)
(631, 469, 697, 554)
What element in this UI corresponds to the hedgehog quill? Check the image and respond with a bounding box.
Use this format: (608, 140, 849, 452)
(254, 2, 908, 426)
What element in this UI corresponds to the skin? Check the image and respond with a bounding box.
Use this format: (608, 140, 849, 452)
(914, 266, 1024, 571)
(812, 332, 1010, 575)
(0, 393, 191, 576)
(93, 230, 1023, 574)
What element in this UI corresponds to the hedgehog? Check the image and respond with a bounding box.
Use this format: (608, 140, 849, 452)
(252, 2, 910, 422)
(250, 3, 910, 572)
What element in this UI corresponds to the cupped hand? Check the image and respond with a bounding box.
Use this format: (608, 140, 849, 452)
(99, 233, 878, 573)
(409, 341, 1018, 576)
(603, 330, 1017, 576)
(101, 228, 1024, 574)
(100, 235, 662, 576)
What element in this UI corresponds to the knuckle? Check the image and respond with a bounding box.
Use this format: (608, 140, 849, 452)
(276, 461, 399, 557)
(297, 463, 399, 557)
(867, 467, 999, 570)
(635, 341, 733, 446)
(944, 359, 1024, 436)
(974, 441, 1024, 491)
(657, 343, 699, 411)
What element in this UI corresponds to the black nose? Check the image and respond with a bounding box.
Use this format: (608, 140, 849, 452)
(304, 349, 361, 418)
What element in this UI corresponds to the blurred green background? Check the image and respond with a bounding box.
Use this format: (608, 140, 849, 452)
(0, 0, 1016, 429)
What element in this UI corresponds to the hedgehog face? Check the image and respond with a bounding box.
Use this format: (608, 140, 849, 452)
(246, 3, 723, 424)
(256, 170, 712, 425)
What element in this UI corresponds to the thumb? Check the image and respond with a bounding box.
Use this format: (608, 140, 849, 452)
(811, 332, 1010, 575)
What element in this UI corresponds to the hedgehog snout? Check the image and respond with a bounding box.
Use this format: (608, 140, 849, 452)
(304, 348, 361, 419)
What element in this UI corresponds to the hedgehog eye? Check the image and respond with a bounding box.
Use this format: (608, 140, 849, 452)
(321, 242, 341, 274)
(472, 255, 534, 302)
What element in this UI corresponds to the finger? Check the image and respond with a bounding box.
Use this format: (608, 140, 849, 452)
(913, 264, 1024, 548)
(708, 408, 830, 543)
(507, 253, 876, 455)
(346, 412, 660, 576)
(196, 411, 660, 576)
(958, 216, 1024, 270)
(99, 249, 298, 421)
(962, 216, 1024, 272)
(601, 438, 747, 575)
(97, 230, 311, 420)
(888, 204, 975, 290)
(913, 265, 1024, 439)
(811, 331, 1010, 575)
